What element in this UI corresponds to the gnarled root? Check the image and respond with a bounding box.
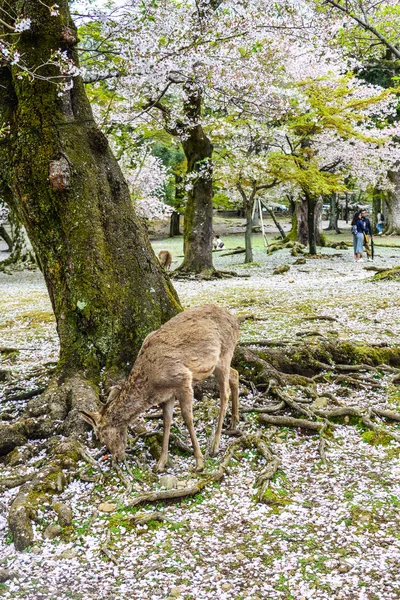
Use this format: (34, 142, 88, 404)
(8, 438, 101, 551)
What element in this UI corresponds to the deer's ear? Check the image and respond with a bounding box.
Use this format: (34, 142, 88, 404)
(80, 410, 102, 429)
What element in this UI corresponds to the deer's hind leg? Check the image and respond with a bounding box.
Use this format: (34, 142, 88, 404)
(228, 367, 239, 431)
(177, 386, 204, 472)
(209, 365, 231, 457)
(155, 397, 175, 473)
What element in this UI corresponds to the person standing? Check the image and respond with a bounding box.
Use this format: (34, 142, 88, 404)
(376, 212, 385, 235)
(351, 210, 366, 262)
(360, 209, 373, 262)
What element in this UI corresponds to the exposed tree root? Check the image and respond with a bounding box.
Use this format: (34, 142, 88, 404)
(2, 338, 400, 552)
(8, 438, 101, 551)
(170, 267, 240, 280)
(125, 433, 278, 508)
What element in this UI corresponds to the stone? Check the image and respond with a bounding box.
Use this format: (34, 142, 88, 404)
(0, 568, 13, 583)
(169, 586, 183, 598)
(337, 560, 352, 574)
(236, 552, 246, 561)
(53, 502, 73, 526)
(58, 548, 78, 559)
(176, 481, 189, 489)
(159, 475, 178, 490)
(311, 397, 329, 409)
(0, 368, 12, 382)
(221, 583, 233, 591)
(43, 524, 62, 539)
(98, 502, 117, 513)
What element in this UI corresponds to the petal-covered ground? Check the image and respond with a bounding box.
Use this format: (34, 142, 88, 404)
(1, 232, 400, 600)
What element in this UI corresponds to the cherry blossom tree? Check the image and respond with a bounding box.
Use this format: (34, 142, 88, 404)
(0, 0, 180, 460)
(82, 0, 298, 274)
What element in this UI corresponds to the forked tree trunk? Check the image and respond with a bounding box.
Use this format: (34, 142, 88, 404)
(287, 196, 324, 252)
(179, 86, 214, 274)
(0, 1, 180, 405)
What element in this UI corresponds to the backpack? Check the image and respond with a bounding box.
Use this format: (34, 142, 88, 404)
(351, 224, 358, 235)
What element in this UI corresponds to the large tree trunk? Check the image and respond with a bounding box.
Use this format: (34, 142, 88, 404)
(286, 197, 324, 252)
(0, 1, 180, 403)
(179, 86, 214, 274)
(326, 193, 341, 233)
(386, 168, 400, 234)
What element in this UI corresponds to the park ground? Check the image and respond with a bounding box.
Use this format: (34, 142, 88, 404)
(0, 218, 400, 600)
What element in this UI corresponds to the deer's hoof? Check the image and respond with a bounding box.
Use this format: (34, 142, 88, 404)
(194, 458, 204, 472)
(154, 462, 166, 473)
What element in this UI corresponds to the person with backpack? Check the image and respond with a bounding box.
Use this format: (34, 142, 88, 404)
(351, 210, 366, 262)
(360, 209, 373, 262)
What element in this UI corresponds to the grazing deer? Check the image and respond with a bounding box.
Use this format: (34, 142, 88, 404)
(81, 304, 239, 472)
(158, 250, 172, 270)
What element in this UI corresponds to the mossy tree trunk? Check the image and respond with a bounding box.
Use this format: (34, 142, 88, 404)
(180, 85, 214, 273)
(287, 196, 324, 252)
(0, 1, 180, 420)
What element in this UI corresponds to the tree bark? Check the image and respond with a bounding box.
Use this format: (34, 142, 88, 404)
(244, 198, 254, 263)
(287, 196, 324, 253)
(307, 193, 317, 255)
(0, 1, 180, 392)
(169, 211, 181, 237)
(386, 168, 400, 234)
(326, 193, 341, 233)
(0, 225, 12, 252)
(179, 85, 214, 273)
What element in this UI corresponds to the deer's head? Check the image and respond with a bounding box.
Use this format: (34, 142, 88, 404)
(81, 410, 128, 461)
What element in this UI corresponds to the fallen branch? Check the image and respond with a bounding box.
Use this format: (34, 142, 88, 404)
(259, 414, 326, 431)
(126, 434, 277, 508)
(5, 388, 47, 402)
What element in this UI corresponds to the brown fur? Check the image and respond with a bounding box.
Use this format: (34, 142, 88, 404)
(158, 250, 172, 270)
(81, 304, 240, 472)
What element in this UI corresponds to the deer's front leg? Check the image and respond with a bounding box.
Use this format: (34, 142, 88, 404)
(178, 388, 204, 472)
(155, 397, 175, 473)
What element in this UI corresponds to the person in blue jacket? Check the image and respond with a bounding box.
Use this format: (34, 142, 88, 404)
(351, 210, 366, 262)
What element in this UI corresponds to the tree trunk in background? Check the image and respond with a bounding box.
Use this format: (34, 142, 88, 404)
(307, 193, 317, 255)
(326, 193, 341, 233)
(169, 211, 181, 237)
(179, 85, 214, 274)
(0, 225, 12, 252)
(0, 1, 180, 419)
(0, 207, 36, 270)
(252, 201, 259, 227)
(244, 198, 254, 263)
(287, 197, 324, 251)
(386, 169, 400, 234)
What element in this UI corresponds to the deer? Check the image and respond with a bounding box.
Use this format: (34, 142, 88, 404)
(81, 304, 240, 472)
(158, 250, 172, 270)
